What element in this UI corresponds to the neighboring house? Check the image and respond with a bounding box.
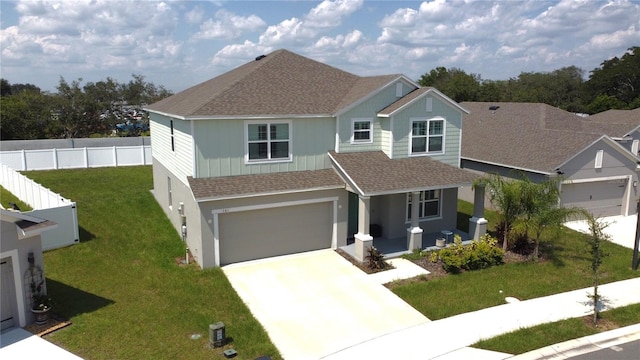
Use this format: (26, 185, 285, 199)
(146, 49, 485, 268)
(460, 102, 640, 218)
(1, 209, 57, 329)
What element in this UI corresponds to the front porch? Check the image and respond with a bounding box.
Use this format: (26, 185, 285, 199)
(340, 229, 473, 259)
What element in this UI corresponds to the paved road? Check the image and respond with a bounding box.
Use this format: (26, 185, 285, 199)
(567, 339, 640, 360)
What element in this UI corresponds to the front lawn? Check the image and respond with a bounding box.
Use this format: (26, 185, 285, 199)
(24, 167, 281, 360)
(390, 201, 639, 320)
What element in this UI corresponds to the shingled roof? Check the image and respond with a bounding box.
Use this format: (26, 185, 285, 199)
(147, 49, 401, 118)
(461, 102, 603, 174)
(583, 108, 640, 138)
(188, 169, 344, 201)
(329, 151, 479, 196)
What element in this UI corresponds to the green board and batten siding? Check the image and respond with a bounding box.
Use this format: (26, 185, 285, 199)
(150, 114, 194, 185)
(337, 80, 416, 153)
(391, 95, 463, 165)
(192, 117, 336, 178)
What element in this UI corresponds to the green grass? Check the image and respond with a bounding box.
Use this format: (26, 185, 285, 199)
(0, 186, 33, 211)
(24, 167, 281, 360)
(391, 201, 639, 320)
(473, 303, 640, 354)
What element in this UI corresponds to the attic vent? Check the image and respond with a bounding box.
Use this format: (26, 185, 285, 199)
(489, 105, 500, 111)
(255, 55, 267, 61)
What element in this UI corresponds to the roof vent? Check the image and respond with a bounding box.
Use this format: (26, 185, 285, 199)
(255, 55, 267, 61)
(489, 105, 500, 111)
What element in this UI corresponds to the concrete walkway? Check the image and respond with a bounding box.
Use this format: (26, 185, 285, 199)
(564, 215, 638, 249)
(322, 277, 640, 359)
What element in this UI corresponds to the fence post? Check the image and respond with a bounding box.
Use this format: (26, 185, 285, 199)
(84, 147, 89, 168)
(21, 149, 27, 171)
(113, 146, 118, 167)
(53, 148, 58, 170)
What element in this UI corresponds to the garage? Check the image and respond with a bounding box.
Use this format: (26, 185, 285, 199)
(561, 178, 628, 217)
(219, 201, 333, 265)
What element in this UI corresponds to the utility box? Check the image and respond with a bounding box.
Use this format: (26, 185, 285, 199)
(209, 322, 226, 348)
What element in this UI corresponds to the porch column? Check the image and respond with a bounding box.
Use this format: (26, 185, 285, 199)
(354, 196, 373, 262)
(407, 191, 423, 251)
(469, 184, 488, 240)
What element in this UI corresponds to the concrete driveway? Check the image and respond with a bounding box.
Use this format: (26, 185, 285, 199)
(564, 215, 638, 249)
(222, 249, 429, 360)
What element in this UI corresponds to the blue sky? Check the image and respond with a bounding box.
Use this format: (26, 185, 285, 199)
(1, 0, 639, 93)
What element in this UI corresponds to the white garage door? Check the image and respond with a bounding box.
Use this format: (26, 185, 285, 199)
(561, 179, 627, 217)
(219, 202, 332, 265)
(1, 257, 17, 330)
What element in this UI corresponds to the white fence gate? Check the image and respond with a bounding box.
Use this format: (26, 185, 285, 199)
(0, 164, 79, 250)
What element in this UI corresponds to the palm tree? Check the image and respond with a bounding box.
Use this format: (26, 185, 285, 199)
(474, 173, 523, 251)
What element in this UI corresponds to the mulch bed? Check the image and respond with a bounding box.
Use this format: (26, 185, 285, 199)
(24, 312, 72, 337)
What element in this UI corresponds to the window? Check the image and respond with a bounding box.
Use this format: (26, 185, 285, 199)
(351, 119, 372, 144)
(246, 121, 291, 162)
(170, 120, 175, 152)
(407, 190, 440, 220)
(411, 118, 444, 155)
(594, 149, 603, 169)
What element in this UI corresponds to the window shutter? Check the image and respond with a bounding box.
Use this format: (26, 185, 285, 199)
(632, 140, 639, 155)
(426, 97, 433, 112)
(396, 83, 403, 97)
(594, 150, 604, 169)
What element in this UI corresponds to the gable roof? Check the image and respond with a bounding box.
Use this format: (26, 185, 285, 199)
(147, 49, 401, 119)
(582, 108, 640, 138)
(378, 87, 469, 117)
(460, 102, 603, 174)
(328, 151, 478, 196)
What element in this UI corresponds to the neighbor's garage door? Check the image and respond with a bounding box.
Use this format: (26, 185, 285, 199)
(219, 202, 332, 265)
(561, 179, 627, 217)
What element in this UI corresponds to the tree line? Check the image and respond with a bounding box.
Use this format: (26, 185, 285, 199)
(419, 46, 640, 114)
(2, 47, 638, 140)
(1, 75, 172, 140)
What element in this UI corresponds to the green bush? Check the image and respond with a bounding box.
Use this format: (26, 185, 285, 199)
(439, 234, 504, 273)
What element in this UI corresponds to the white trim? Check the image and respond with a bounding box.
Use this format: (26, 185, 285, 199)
(561, 175, 629, 184)
(409, 117, 446, 156)
(213, 213, 220, 266)
(405, 190, 443, 222)
(244, 120, 293, 164)
(378, 87, 470, 117)
(328, 152, 366, 196)
(334, 75, 419, 117)
(350, 118, 373, 144)
(0, 250, 27, 327)
(212, 197, 339, 267)
(555, 135, 639, 170)
(190, 119, 197, 178)
(389, 116, 395, 159)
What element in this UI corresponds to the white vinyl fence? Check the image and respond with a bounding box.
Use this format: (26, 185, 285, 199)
(1, 164, 79, 250)
(0, 145, 152, 171)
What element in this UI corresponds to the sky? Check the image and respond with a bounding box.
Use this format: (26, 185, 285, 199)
(1, 0, 639, 94)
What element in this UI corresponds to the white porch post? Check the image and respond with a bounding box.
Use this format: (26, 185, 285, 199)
(407, 191, 423, 250)
(354, 196, 373, 262)
(469, 184, 488, 240)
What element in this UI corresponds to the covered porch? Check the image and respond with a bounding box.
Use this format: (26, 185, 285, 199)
(340, 229, 473, 259)
(329, 151, 488, 263)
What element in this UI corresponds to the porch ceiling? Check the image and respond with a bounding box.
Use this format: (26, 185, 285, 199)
(328, 151, 479, 196)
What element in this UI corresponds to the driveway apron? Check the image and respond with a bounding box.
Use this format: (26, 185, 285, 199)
(222, 249, 429, 360)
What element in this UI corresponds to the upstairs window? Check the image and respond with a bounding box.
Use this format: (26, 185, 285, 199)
(351, 119, 372, 144)
(407, 190, 441, 220)
(246, 121, 291, 162)
(411, 118, 444, 155)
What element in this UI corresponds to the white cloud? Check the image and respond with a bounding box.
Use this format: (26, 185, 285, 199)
(305, 0, 363, 28)
(194, 9, 265, 40)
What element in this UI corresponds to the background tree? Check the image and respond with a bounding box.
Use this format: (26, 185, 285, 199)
(585, 46, 640, 111)
(0, 88, 53, 139)
(419, 67, 481, 102)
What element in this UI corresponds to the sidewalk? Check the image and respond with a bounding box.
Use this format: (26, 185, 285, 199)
(322, 277, 640, 359)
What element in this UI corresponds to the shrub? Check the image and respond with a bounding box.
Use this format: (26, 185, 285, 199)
(439, 234, 504, 273)
(365, 246, 387, 270)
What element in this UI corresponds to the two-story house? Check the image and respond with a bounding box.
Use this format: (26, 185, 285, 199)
(146, 49, 484, 268)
